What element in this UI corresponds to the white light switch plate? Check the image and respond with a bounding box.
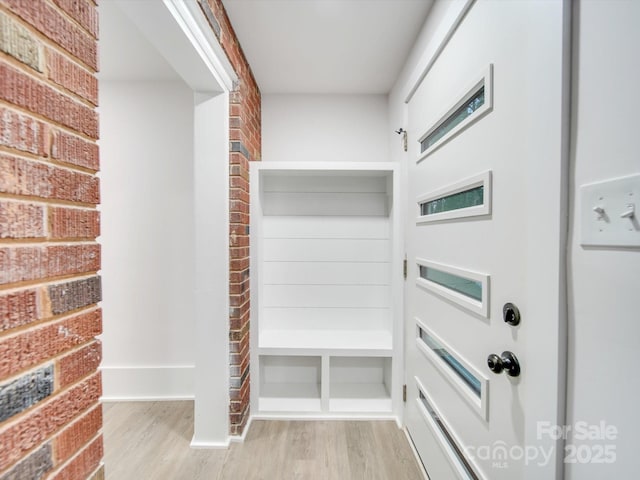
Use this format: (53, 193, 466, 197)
(580, 173, 640, 247)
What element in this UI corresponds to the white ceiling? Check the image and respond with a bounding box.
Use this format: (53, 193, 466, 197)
(99, 1, 432, 92)
(221, 0, 433, 94)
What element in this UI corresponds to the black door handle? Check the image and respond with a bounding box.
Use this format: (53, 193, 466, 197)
(487, 351, 521, 377)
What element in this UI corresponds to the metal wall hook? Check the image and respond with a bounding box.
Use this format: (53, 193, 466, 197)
(395, 128, 407, 152)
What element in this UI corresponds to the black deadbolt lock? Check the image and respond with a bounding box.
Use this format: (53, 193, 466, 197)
(503, 303, 521, 326)
(487, 351, 521, 377)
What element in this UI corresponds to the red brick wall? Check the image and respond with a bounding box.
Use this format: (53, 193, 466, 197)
(199, 0, 261, 436)
(0, 0, 103, 478)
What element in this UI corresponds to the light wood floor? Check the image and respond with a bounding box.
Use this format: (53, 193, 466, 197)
(102, 401, 424, 480)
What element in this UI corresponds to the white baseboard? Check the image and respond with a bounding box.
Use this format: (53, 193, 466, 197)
(190, 438, 230, 449)
(252, 413, 399, 422)
(190, 415, 254, 449)
(100, 365, 195, 401)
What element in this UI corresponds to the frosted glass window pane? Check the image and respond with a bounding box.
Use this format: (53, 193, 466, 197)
(419, 266, 482, 301)
(419, 328, 481, 398)
(421, 86, 485, 153)
(420, 186, 484, 216)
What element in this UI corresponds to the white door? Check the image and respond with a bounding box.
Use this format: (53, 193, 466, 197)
(404, 1, 568, 479)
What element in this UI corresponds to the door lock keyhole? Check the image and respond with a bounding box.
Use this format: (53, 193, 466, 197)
(487, 351, 521, 377)
(503, 303, 521, 326)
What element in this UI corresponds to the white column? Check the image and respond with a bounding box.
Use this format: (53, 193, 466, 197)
(192, 92, 231, 447)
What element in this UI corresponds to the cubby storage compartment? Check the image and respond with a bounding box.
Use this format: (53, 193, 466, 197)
(329, 356, 392, 413)
(259, 355, 321, 412)
(251, 162, 401, 418)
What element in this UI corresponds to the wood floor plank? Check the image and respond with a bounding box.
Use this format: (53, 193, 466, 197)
(345, 421, 383, 479)
(371, 420, 425, 480)
(318, 421, 350, 478)
(103, 401, 226, 480)
(103, 402, 424, 479)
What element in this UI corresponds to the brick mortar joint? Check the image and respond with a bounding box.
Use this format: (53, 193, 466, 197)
(0, 145, 100, 176)
(0, 237, 48, 246)
(0, 271, 102, 294)
(0, 193, 100, 210)
(48, 204, 100, 212)
(0, 272, 99, 294)
(54, 337, 101, 359)
(0, 240, 100, 248)
(0, 284, 38, 296)
(0, 235, 99, 244)
(0, 199, 93, 212)
(47, 272, 101, 286)
(229, 283, 250, 296)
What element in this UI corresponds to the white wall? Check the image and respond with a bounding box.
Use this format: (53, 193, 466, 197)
(566, 1, 640, 478)
(262, 94, 389, 163)
(99, 80, 196, 399)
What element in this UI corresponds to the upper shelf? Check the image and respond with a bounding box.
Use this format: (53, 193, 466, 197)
(253, 161, 398, 174)
(255, 162, 397, 217)
(259, 329, 393, 357)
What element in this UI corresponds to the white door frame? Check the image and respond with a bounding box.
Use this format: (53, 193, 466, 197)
(400, 1, 570, 478)
(113, 0, 239, 447)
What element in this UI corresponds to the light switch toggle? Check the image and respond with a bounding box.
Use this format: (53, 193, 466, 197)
(593, 206, 606, 219)
(620, 203, 635, 219)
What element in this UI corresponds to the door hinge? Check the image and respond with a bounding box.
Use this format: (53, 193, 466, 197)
(403, 384, 407, 402)
(403, 257, 407, 280)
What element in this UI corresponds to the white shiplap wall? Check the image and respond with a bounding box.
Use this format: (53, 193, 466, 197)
(259, 173, 392, 347)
